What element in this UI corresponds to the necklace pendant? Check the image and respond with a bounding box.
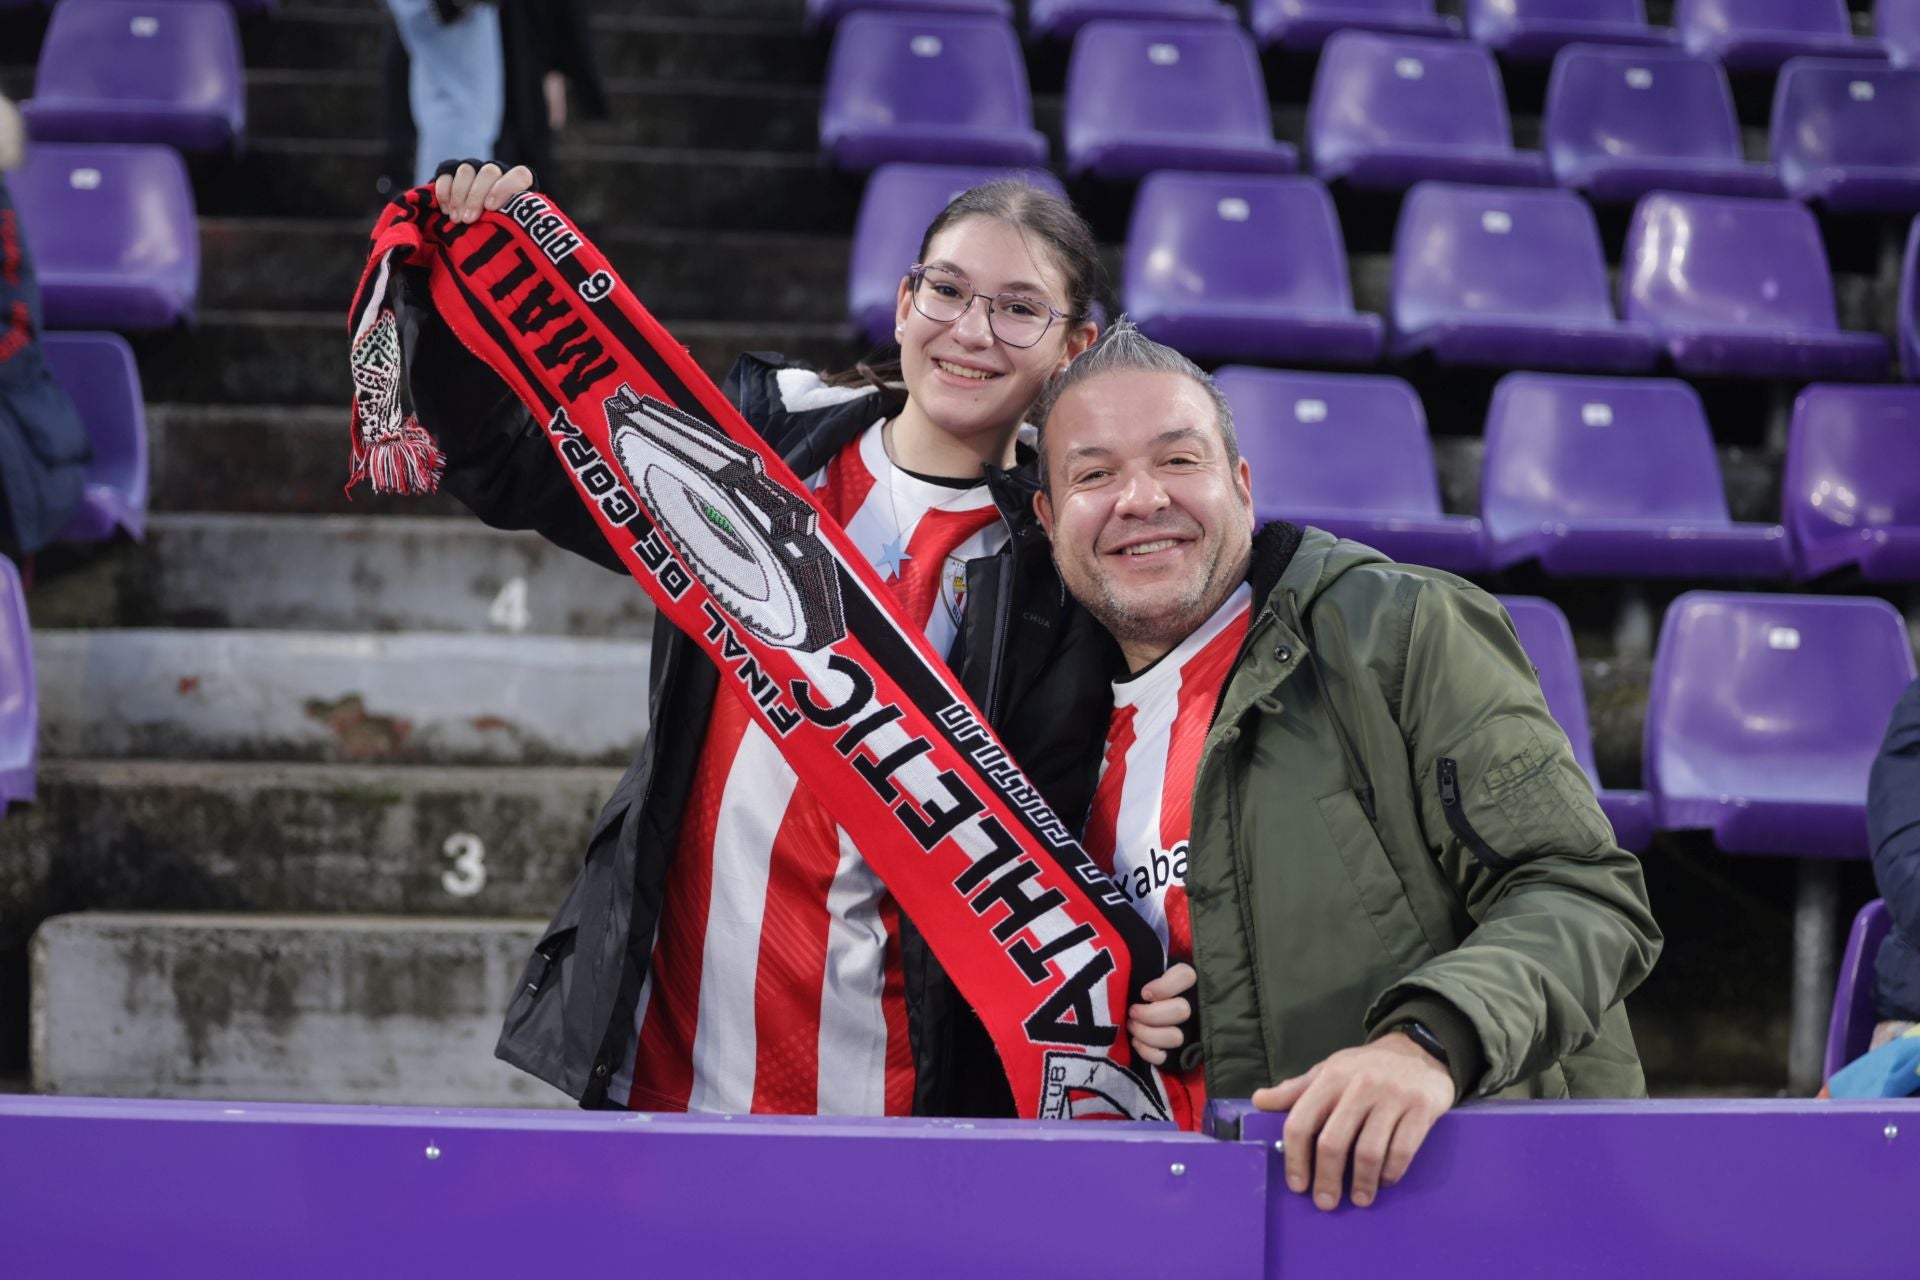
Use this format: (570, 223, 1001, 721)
(875, 532, 913, 578)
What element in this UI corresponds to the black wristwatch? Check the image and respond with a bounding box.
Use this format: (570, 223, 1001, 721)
(1393, 1019, 1451, 1069)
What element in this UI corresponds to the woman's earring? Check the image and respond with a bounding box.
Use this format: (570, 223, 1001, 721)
(894, 324, 905, 339)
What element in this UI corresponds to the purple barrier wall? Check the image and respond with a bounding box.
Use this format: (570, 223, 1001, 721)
(3, 1096, 1916, 1276)
(0, 1097, 1264, 1278)
(1212, 1098, 1920, 1279)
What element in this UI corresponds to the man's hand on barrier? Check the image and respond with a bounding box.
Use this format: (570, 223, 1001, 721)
(435, 161, 535, 224)
(1251, 1034, 1454, 1212)
(1127, 963, 1196, 1066)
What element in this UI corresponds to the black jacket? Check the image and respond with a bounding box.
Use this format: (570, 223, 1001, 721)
(395, 277, 1120, 1113)
(1871, 678, 1920, 1022)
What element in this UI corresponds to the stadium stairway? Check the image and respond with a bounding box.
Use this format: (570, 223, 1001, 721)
(0, 0, 1893, 1103)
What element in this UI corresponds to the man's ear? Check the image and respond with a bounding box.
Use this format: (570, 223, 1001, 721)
(1033, 486, 1055, 539)
(1236, 456, 1255, 530)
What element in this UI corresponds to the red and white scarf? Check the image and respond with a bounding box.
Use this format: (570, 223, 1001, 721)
(348, 186, 1174, 1123)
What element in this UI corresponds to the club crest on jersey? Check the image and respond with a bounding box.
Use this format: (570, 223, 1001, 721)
(940, 556, 970, 628)
(605, 387, 847, 652)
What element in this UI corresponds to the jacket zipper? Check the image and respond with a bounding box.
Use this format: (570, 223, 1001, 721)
(1436, 757, 1518, 872)
(982, 554, 1015, 725)
(1205, 607, 1275, 736)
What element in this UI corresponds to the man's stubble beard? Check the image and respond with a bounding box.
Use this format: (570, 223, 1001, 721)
(1069, 531, 1245, 656)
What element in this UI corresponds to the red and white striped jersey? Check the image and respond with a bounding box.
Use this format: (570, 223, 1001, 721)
(612, 420, 1008, 1116)
(1084, 583, 1253, 1123)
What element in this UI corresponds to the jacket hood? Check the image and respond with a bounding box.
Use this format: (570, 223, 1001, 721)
(1252, 521, 1400, 616)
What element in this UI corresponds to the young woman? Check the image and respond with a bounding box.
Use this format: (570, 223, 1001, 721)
(403, 161, 1120, 1116)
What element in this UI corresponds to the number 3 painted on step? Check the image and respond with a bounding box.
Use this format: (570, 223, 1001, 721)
(442, 832, 488, 898)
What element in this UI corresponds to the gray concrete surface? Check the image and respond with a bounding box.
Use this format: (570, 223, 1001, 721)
(34, 629, 652, 765)
(31, 914, 567, 1107)
(28, 514, 656, 636)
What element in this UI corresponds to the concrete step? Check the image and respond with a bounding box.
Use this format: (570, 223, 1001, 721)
(129, 310, 858, 406)
(247, 70, 823, 153)
(3, 758, 608, 922)
(245, 10, 824, 84)
(143, 404, 468, 517)
(0, 758, 611, 1073)
(31, 912, 565, 1106)
(193, 138, 864, 232)
(29, 513, 658, 636)
(35, 628, 651, 765)
(198, 217, 848, 319)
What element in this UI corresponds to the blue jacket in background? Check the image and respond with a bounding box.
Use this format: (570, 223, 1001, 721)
(1870, 678, 1920, 1022)
(0, 173, 87, 555)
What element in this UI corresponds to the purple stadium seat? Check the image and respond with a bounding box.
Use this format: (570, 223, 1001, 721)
(1249, 0, 1458, 51)
(1498, 595, 1654, 852)
(1622, 191, 1890, 380)
(807, 0, 1012, 30)
(1124, 173, 1382, 365)
(1389, 182, 1660, 372)
(39, 332, 147, 543)
(846, 163, 1066, 346)
(1888, 0, 1920, 69)
(131, 0, 274, 9)
(1544, 44, 1782, 201)
(8, 143, 199, 330)
(1027, 0, 1234, 41)
(1307, 32, 1549, 190)
(819, 13, 1046, 171)
(1783, 384, 1920, 581)
(1482, 373, 1790, 578)
(1646, 591, 1916, 857)
(1824, 898, 1892, 1079)
(1904, 215, 1920, 380)
(1771, 59, 1920, 212)
(1063, 22, 1298, 180)
(1674, 0, 1884, 70)
(21, 0, 244, 152)
(1467, 0, 1676, 61)
(0, 555, 35, 811)
(1213, 367, 1486, 572)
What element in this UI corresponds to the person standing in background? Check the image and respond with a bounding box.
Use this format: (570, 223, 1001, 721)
(495, 0, 607, 200)
(377, 0, 604, 206)
(383, 0, 503, 187)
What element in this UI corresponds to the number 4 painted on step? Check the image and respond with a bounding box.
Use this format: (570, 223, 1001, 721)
(488, 578, 530, 632)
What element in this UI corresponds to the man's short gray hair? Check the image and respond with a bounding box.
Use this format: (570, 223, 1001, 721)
(1031, 316, 1238, 491)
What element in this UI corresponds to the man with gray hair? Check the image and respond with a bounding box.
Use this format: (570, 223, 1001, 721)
(1034, 320, 1661, 1210)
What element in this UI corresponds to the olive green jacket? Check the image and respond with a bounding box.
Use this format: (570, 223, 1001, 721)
(1187, 525, 1662, 1101)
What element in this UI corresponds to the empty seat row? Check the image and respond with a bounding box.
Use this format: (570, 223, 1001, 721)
(823, 16, 1920, 218)
(1215, 367, 1920, 584)
(1501, 587, 1916, 861)
(811, 0, 1920, 71)
(24, 0, 246, 153)
(1132, 177, 1883, 380)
